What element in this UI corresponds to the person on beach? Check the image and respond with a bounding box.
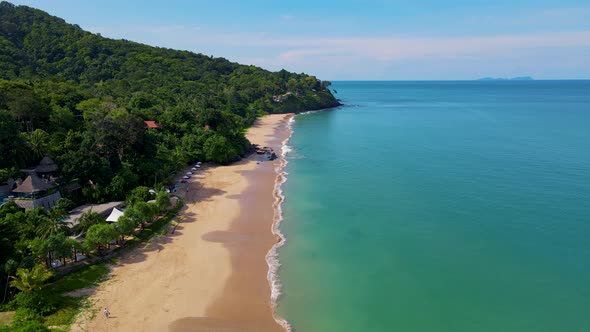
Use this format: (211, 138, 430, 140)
(103, 308, 110, 318)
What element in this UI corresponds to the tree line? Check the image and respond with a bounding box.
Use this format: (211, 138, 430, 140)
(0, 188, 174, 330)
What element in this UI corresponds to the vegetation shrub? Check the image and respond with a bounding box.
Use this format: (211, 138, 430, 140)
(14, 293, 56, 316)
(0, 302, 17, 312)
(12, 320, 50, 332)
(11, 307, 43, 326)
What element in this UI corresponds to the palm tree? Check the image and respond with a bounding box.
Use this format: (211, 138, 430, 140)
(10, 265, 54, 294)
(78, 210, 106, 233)
(36, 215, 70, 239)
(27, 129, 50, 160)
(2, 259, 18, 304)
(65, 238, 83, 262)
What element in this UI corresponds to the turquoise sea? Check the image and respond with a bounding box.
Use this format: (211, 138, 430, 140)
(276, 81, 590, 332)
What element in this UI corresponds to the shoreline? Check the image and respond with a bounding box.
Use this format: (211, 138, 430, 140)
(171, 114, 293, 331)
(267, 116, 294, 331)
(72, 114, 293, 332)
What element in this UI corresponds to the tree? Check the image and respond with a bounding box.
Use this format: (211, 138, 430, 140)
(203, 134, 238, 164)
(26, 129, 49, 160)
(14, 208, 48, 242)
(2, 259, 18, 303)
(78, 210, 106, 233)
(9, 265, 54, 294)
(0, 204, 20, 265)
(126, 186, 151, 205)
(114, 215, 136, 242)
(88, 112, 144, 165)
(155, 189, 171, 213)
(0, 81, 47, 134)
(36, 215, 69, 240)
(44, 233, 72, 266)
(134, 201, 158, 226)
(107, 165, 139, 200)
(64, 237, 83, 262)
(84, 223, 118, 253)
(49, 105, 77, 132)
(58, 149, 113, 187)
(0, 110, 22, 168)
(286, 78, 301, 95)
(54, 197, 75, 212)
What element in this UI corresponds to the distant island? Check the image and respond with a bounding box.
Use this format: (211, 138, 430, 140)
(478, 76, 534, 81)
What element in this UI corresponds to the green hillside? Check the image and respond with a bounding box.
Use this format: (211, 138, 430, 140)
(0, 1, 339, 202)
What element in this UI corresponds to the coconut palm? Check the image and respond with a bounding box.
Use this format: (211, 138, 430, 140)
(10, 265, 54, 294)
(27, 129, 50, 160)
(78, 210, 106, 233)
(36, 215, 70, 239)
(2, 259, 18, 303)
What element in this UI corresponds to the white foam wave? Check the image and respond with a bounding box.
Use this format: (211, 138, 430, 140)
(266, 116, 294, 332)
(298, 109, 319, 115)
(282, 144, 293, 156)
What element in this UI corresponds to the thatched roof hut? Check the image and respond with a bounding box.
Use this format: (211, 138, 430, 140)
(35, 156, 58, 174)
(12, 172, 53, 194)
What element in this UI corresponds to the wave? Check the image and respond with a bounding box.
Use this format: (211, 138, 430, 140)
(266, 115, 294, 332)
(298, 109, 320, 116)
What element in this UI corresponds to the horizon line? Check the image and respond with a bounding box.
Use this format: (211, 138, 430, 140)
(326, 79, 590, 82)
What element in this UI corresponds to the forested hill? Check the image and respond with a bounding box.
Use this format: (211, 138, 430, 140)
(0, 1, 338, 202)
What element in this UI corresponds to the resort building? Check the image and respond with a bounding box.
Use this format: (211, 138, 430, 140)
(3, 157, 61, 210)
(10, 171, 61, 210)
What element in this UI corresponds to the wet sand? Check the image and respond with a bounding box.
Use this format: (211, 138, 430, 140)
(72, 114, 292, 332)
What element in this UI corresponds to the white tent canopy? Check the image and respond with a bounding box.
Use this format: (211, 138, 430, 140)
(106, 207, 124, 223)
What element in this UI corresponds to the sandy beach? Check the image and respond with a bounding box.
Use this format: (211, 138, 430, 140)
(72, 114, 292, 332)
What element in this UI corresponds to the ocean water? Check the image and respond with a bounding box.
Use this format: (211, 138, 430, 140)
(276, 81, 590, 332)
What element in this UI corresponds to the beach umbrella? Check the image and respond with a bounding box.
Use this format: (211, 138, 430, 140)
(197, 161, 202, 165)
(182, 175, 190, 179)
(148, 189, 157, 195)
(186, 171, 193, 175)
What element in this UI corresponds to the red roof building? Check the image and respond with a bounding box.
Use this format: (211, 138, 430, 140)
(144, 121, 161, 129)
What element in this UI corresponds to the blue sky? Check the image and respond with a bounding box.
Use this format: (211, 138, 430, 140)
(10, 0, 590, 80)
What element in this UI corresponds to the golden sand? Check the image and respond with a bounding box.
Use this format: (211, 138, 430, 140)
(71, 114, 292, 332)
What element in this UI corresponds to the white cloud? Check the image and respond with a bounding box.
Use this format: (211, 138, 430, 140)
(83, 23, 590, 79)
(256, 31, 590, 61)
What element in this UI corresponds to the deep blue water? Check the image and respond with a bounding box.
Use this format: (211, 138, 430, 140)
(277, 81, 590, 332)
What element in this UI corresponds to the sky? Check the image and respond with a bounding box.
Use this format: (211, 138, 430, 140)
(9, 0, 590, 80)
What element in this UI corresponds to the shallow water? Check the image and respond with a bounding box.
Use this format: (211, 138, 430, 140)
(277, 81, 590, 332)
